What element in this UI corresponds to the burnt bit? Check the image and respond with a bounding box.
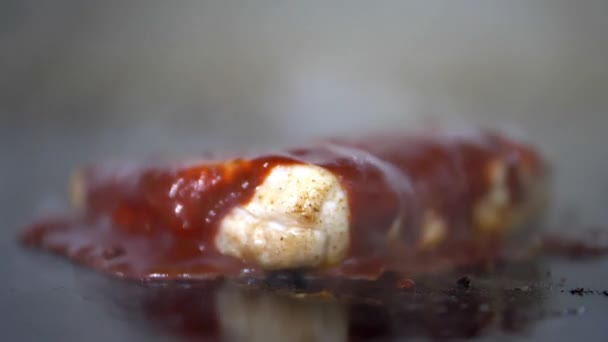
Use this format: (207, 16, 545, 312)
(264, 269, 311, 291)
(570, 288, 585, 296)
(561, 287, 608, 297)
(457, 276, 471, 289)
(542, 232, 608, 259)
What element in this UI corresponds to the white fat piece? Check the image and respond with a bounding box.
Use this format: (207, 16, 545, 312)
(215, 164, 350, 270)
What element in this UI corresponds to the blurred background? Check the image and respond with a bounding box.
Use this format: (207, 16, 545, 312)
(2, 0, 608, 223)
(2, 1, 608, 341)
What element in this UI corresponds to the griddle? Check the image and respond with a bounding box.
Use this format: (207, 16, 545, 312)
(2, 3, 608, 339)
(2, 124, 608, 342)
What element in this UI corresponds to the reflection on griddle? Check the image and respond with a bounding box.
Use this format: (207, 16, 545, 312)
(96, 261, 557, 341)
(218, 284, 347, 342)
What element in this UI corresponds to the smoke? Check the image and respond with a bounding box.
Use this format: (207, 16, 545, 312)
(2, 0, 608, 225)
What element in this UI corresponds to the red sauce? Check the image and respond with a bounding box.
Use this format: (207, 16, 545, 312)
(20, 130, 547, 280)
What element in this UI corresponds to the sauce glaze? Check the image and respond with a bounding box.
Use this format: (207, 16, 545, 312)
(21, 130, 547, 280)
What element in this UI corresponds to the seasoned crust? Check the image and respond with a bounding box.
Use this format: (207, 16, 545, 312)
(215, 164, 350, 269)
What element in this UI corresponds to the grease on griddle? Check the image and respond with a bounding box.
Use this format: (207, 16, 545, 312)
(94, 258, 601, 342)
(542, 229, 608, 259)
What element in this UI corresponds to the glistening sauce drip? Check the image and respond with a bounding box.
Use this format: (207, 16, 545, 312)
(20, 131, 547, 280)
